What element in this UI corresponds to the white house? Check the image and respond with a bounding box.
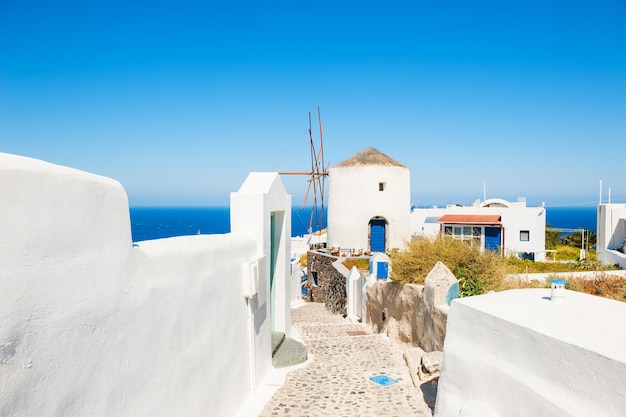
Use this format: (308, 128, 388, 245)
(327, 147, 411, 253)
(411, 198, 546, 261)
(0, 153, 292, 417)
(597, 203, 626, 268)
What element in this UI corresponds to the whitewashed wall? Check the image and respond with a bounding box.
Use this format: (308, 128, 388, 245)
(435, 289, 626, 417)
(597, 204, 626, 268)
(0, 153, 287, 417)
(328, 165, 410, 252)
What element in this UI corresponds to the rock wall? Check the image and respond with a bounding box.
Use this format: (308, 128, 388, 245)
(365, 281, 448, 352)
(306, 251, 347, 314)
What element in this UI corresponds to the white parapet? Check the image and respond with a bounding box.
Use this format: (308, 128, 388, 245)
(436, 289, 626, 417)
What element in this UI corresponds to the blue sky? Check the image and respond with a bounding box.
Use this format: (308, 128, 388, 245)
(1, 0, 625, 208)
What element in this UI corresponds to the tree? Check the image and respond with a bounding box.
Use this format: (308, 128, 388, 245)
(545, 226, 562, 250)
(564, 230, 596, 249)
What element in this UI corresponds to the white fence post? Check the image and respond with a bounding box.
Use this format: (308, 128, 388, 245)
(347, 266, 363, 321)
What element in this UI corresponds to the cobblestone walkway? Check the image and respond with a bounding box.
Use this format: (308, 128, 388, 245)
(260, 302, 433, 416)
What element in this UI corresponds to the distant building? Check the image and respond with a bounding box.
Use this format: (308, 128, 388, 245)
(327, 147, 411, 253)
(597, 203, 626, 268)
(411, 198, 546, 261)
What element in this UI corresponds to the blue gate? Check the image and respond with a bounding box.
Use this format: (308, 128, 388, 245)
(484, 226, 502, 253)
(370, 219, 386, 252)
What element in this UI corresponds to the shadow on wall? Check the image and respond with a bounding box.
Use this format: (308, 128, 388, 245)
(364, 261, 458, 352)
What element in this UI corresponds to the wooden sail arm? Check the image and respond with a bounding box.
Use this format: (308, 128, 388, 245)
(278, 171, 329, 176)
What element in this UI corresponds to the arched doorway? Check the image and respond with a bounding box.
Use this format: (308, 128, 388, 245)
(369, 217, 387, 252)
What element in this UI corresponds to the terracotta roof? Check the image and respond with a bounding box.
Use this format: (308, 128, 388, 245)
(333, 147, 407, 168)
(438, 214, 502, 224)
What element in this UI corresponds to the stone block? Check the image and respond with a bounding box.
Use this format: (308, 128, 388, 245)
(424, 261, 459, 307)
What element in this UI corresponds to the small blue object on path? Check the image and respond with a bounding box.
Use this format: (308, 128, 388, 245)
(369, 375, 398, 386)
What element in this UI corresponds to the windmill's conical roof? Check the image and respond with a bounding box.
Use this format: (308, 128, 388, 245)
(333, 147, 407, 168)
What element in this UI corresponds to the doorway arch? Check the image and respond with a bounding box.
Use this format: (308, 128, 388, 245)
(369, 217, 387, 253)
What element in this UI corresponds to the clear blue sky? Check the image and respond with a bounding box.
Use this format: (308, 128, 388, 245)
(2, 0, 625, 207)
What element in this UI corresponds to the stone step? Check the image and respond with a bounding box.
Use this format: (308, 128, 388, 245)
(272, 335, 308, 369)
(271, 331, 286, 357)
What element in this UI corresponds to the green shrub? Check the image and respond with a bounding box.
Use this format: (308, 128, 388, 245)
(389, 237, 507, 295)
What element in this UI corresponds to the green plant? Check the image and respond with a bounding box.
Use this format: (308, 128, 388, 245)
(457, 267, 486, 297)
(389, 237, 507, 295)
(545, 227, 562, 250)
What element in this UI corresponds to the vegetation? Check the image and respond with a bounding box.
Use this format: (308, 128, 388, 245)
(545, 227, 562, 250)
(566, 273, 626, 301)
(389, 236, 625, 301)
(389, 237, 507, 296)
(299, 253, 307, 267)
(342, 258, 370, 271)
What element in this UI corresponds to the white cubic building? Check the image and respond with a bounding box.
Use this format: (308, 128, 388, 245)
(597, 203, 626, 268)
(411, 198, 546, 261)
(327, 147, 411, 253)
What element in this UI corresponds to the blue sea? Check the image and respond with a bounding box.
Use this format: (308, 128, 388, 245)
(129, 206, 327, 242)
(129, 205, 597, 242)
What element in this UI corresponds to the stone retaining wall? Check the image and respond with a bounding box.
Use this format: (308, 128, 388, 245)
(306, 251, 347, 314)
(365, 281, 448, 352)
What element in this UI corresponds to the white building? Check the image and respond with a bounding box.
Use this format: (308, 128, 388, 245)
(411, 198, 546, 261)
(0, 153, 293, 417)
(327, 147, 411, 254)
(597, 203, 626, 268)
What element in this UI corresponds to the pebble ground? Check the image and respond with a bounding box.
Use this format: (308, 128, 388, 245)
(259, 302, 433, 417)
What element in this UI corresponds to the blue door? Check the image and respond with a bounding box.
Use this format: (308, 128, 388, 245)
(370, 219, 386, 252)
(484, 227, 502, 253)
(376, 262, 389, 279)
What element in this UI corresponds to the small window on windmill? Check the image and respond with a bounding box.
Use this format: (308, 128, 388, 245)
(379, 182, 386, 191)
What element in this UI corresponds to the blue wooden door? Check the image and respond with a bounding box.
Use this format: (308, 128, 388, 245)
(370, 219, 386, 252)
(484, 227, 502, 252)
(376, 262, 389, 279)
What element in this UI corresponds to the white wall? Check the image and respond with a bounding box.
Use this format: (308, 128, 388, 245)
(436, 289, 626, 417)
(231, 172, 292, 336)
(597, 204, 626, 268)
(328, 165, 410, 252)
(0, 153, 288, 417)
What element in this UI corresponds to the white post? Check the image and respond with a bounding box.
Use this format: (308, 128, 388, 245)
(599, 180, 603, 205)
(347, 266, 362, 320)
(483, 178, 487, 202)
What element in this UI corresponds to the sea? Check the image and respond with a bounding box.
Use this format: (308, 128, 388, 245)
(129, 205, 598, 242)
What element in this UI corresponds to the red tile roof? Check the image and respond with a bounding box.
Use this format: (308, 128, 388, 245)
(438, 214, 502, 224)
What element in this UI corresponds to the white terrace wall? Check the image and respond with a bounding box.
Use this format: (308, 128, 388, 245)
(435, 289, 626, 417)
(0, 153, 287, 417)
(597, 204, 626, 269)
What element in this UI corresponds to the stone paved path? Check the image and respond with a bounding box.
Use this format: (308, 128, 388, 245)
(260, 302, 433, 417)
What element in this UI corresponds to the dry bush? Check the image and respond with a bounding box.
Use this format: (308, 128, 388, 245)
(389, 237, 508, 295)
(500, 278, 546, 291)
(566, 273, 626, 301)
(342, 258, 370, 271)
